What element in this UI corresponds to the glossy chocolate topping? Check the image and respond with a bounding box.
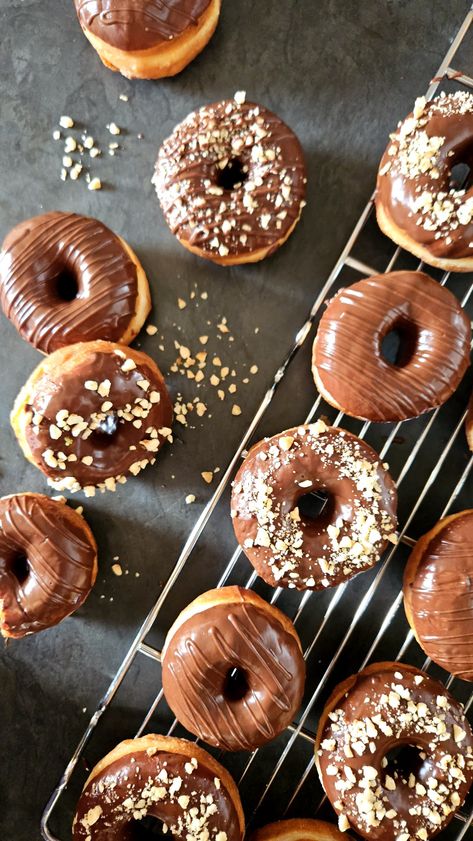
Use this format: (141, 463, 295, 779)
(74, 0, 212, 51)
(317, 663, 473, 841)
(0, 212, 139, 354)
(21, 341, 173, 495)
(405, 511, 473, 682)
(73, 743, 242, 841)
(162, 587, 306, 751)
(376, 91, 473, 259)
(466, 390, 473, 451)
(0, 493, 96, 638)
(153, 94, 306, 260)
(231, 422, 397, 591)
(313, 271, 471, 423)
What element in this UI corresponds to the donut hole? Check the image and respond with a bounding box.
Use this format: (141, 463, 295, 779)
(216, 158, 247, 191)
(298, 490, 333, 523)
(11, 553, 29, 584)
(53, 269, 79, 302)
(450, 161, 472, 191)
(223, 666, 249, 701)
(382, 742, 426, 787)
(88, 413, 120, 447)
(380, 318, 418, 368)
(128, 815, 169, 840)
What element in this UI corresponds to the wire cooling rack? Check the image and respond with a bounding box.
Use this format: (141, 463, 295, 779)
(42, 8, 473, 841)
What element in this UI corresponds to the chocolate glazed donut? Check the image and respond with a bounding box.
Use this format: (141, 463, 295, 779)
(162, 587, 306, 751)
(404, 510, 473, 681)
(0, 493, 97, 638)
(0, 212, 151, 354)
(316, 662, 473, 840)
(73, 734, 245, 841)
(312, 271, 471, 423)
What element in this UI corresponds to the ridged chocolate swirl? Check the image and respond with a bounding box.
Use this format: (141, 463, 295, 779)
(0, 212, 138, 354)
(74, 742, 242, 841)
(317, 663, 473, 841)
(0, 493, 96, 638)
(313, 271, 471, 422)
(162, 587, 306, 751)
(153, 95, 306, 260)
(405, 511, 473, 681)
(74, 0, 212, 51)
(376, 91, 473, 260)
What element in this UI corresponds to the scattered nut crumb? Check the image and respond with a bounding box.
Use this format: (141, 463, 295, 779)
(185, 494, 196, 504)
(232, 405, 242, 416)
(112, 563, 123, 576)
(201, 471, 214, 484)
(88, 177, 102, 191)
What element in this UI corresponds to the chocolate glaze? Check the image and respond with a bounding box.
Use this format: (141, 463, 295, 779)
(73, 743, 242, 841)
(317, 663, 473, 841)
(74, 0, 212, 51)
(0, 493, 96, 638)
(20, 341, 173, 494)
(153, 95, 306, 260)
(231, 423, 397, 591)
(405, 511, 473, 682)
(376, 91, 473, 260)
(466, 390, 473, 451)
(162, 587, 306, 751)
(0, 212, 139, 354)
(313, 271, 471, 423)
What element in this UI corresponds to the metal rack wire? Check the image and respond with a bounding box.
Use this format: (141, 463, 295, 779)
(42, 8, 473, 840)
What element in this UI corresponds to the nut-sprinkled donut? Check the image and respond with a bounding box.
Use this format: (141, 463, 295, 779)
(466, 390, 473, 451)
(251, 819, 354, 841)
(376, 91, 473, 271)
(11, 340, 173, 496)
(0, 493, 97, 638)
(312, 271, 471, 423)
(403, 510, 473, 681)
(73, 0, 221, 80)
(0, 212, 151, 355)
(153, 92, 306, 265)
(73, 734, 245, 841)
(316, 662, 473, 840)
(231, 421, 397, 591)
(161, 586, 306, 751)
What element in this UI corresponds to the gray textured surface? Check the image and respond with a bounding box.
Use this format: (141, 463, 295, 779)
(0, 1, 472, 839)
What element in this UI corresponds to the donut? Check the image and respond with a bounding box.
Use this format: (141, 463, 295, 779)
(231, 421, 397, 591)
(161, 586, 306, 751)
(73, 0, 221, 80)
(0, 211, 151, 355)
(251, 819, 353, 841)
(466, 390, 473, 451)
(315, 661, 473, 840)
(72, 733, 245, 840)
(403, 510, 473, 681)
(376, 91, 473, 271)
(11, 340, 173, 496)
(0, 493, 97, 638)
(153, 92, 306, 265)
(312, 271, 471, 423)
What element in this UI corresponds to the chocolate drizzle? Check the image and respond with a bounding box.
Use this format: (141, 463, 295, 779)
(376, 91, 473, 260)
(313, 271, 471, 422)
(19, 341, 173, 495)
(317, 663, 473, 841)
(153, 95, 306, 260)
(0, 493, 96, 638)
(405, 511, 473, 681)
(73, 740, 242, 841)
(162, 588, 305, 751)
(74, 0, 212, 51)
(0, 212, 139, 354)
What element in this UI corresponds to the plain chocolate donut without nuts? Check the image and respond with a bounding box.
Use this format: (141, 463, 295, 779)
(11, 340, 173, 496)
(0, 211, 151, 354)
(316, 662, 473, 841)
(73, 734, 245, 841)
(312, 271, 471, 423)
(161, 586, 306, 752)
(404, 510, 473, 681)
(231, 421, 397, 591)
(0, 493, 97, 638)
